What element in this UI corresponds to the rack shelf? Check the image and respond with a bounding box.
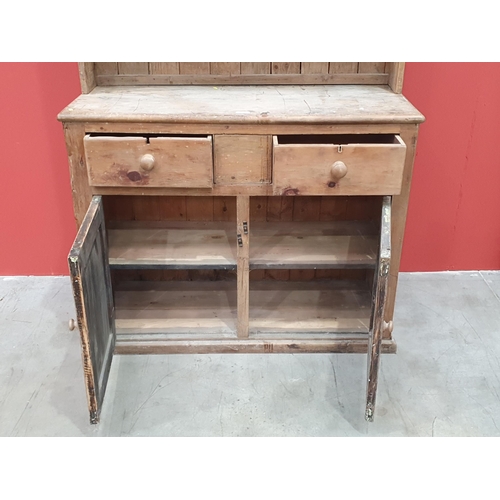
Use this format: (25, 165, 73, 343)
(114, 280, 237, 340)
(108, 221, 236, 269)
(250, 221, 378, 269)
(249, 280, 372, 336)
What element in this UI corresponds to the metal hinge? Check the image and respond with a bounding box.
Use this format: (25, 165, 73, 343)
(380, 261, 390, 277)
(243, 221, 248, 235)
(237, 234, 243, 247)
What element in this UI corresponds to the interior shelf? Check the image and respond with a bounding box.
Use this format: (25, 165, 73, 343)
(249, 280, 372, 336)
(108, 221, 236, 269)
(250, 221, 378, 269)
(114, 280, 237, 340)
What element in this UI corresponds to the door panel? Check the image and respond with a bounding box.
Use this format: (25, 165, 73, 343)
(366, 195, 391, 421)
(69, 196, 115, 424)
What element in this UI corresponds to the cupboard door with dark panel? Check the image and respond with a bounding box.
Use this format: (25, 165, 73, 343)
(366, 196, 392, 422)
(68, 196, 115, 424)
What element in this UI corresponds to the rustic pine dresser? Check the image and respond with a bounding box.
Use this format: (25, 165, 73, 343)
(58, 62, 424, 424)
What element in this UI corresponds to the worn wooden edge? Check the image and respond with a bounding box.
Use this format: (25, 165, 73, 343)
(110, 262, 237, 270)
(80, 122, 406, 136)
(249, 262, 376, 270)
(385, 123, 421, 335)
(68, 197, 103, 425)
(388, 63, 405, 94)
(68, 257, 99, 424)
(58, 90, 425, 124)
(78, 63, 96, 94)
(63, 123, 93, 228)
(85, 134, 212, 144)
(68, 195, 116, 424)
(90, 185, 400, 198)
(94, 186, 336, 198)
(365, 196, 392, 422)
(59, 112, 425, 125)
(115, 337, 398, 354)
(380, 196, 392, 260)
(366, 278, 388, 421)
(96, 73, 390, 86)
(68, 196, 101, 262)
(114, 338, 397, 355)
(366, 268, 390, 422)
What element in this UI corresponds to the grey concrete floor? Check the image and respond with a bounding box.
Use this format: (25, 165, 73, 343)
(0, 272, 499, 436)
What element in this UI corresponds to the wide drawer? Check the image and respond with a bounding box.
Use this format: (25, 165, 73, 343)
(84, 135, 213, 188)
(272, 134, 406, 196)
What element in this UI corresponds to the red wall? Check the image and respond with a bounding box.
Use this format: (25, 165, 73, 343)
(0, 62, 499, 275)
(0, 63, 80, 275)
(402, 63, 500, 271)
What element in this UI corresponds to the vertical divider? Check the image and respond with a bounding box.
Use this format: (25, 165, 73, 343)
(237, 196, 250, 338)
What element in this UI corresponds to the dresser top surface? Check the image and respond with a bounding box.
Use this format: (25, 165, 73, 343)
(58, 85, 424, 125)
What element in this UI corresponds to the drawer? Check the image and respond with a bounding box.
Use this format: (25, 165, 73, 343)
(272, 134, 406, 196)
(84, 135, 213, 188)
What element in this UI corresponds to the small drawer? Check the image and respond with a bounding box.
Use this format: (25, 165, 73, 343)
(84, 135, 213, 188)
(272, 134, 406, 196)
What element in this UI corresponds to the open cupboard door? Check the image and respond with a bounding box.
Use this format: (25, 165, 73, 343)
(365, 195, 392, 422)
(68, 196, 115, 424)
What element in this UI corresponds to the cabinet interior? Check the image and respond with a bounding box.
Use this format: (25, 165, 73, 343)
(103, 195, 381, 345)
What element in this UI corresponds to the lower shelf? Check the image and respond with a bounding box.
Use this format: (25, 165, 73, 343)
(114, 279, 376, 353)
(114, 280, 237, 339)
(249, 280, 371, 336)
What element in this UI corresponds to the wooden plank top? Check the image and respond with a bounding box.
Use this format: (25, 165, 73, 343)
(58, 85, 424, 124)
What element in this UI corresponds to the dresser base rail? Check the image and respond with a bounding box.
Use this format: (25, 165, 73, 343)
(114, 338, 397, 355)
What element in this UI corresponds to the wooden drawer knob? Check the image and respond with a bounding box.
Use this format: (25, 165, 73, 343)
(140, 154, 155, 171)
(331, 161, 348, 182)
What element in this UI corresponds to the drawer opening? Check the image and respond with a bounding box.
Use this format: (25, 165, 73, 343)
(275, 134, 401, 145)
(87, 133, 210, 139)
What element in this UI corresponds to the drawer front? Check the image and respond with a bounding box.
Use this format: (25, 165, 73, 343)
(84, 135, 213, 188)
(272, 135, 406, 196)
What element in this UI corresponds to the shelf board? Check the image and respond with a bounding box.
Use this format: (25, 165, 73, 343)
(249, 280, 372, 334)
(108, 221, 237, 269)
(250, 221, 378, 269)
(114, 279, 372, 343)
(114, 280, 237, 339)
(58, 85, 425, 125)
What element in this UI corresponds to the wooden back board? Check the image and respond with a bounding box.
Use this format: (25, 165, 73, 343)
(79, 62, 405, 94)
